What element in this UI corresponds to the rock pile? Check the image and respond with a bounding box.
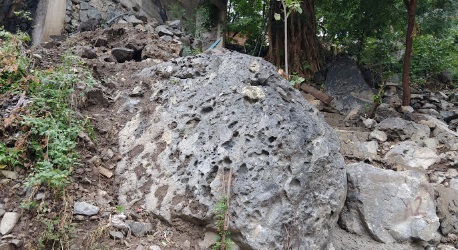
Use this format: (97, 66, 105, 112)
(321, 64, 458, 249)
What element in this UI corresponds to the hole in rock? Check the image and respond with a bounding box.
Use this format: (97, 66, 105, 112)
(168, 121, 177, 129)
(223, 157, 232, 164)
(290, 178, 301, 188)
(228, 121, 238, 129)
(133, 49, 142, 62)
(268, 136, 277, 143)
(201, 106, 213, 114)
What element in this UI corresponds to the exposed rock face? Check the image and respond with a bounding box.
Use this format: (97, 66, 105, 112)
(340, 163, 440, 243)
(435, 186, 458, 236)
(325, 56, 374, 115)
(116, 52, 347, 249)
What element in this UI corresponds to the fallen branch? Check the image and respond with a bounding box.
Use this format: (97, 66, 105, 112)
(299, 83, 333, 105)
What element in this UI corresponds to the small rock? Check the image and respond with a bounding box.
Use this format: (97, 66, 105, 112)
(0, 171, 16, 180)
(109, 230, 124, 240)
(10, 239, 23, 248)
(199, 231, 218, 249)
(362, 118, 376, 129)
(111, 48, 134, 63)
(35, 192, 46, 200)
(149, 245, 161, 250)
(94, 37, 108, 47)
(98, 166, 113, 179)
(0, 212, 20, 235)
(369, 130, 387, 142)
(125, 221, 153, 237)
(0, 209, 5, 217)
(73, 201, 100, 216)
(400, 106, 414, 113)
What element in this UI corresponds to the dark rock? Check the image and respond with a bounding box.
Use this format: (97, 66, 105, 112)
(77, 18, 100, 32)
(74, 46, 97, 59)
(111, 48, 134, 63)
(116, 52, 347, 249)
(94, 37, 108, 47)
(325, 56, 374, 115)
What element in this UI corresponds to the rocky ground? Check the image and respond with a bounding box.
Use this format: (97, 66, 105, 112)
(1, 17, 458, 250)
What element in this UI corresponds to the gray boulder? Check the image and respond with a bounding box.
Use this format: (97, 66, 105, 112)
(376, 117, 430, 143)
(384, 141, 440, 170)
(418, 115, 458, 150)
(340, 163, 440, 243)
(436, 186, 458, 236)
(325, 56, 374, 115)
(116, 52, 347, 249)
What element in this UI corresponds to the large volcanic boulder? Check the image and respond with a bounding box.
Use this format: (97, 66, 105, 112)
(116, 52, 347, 249)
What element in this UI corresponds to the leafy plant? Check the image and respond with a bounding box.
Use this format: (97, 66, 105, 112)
(212, 196, 233, 250)
(212, 168, 234, 250)
(38, 217, 74, 250)
(0, 143, 23, 169)
(289, 73, 305, 87)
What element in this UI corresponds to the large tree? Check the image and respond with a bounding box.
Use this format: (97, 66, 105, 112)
(267, 0, 322, 77)
(401, 0, 417, 106)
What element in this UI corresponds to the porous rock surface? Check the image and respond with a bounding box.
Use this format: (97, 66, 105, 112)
(115, 52, 347, 249)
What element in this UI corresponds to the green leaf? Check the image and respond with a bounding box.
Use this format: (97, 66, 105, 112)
(274, 13, 281, 21)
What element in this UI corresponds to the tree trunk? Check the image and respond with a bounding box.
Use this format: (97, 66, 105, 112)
(267, 0, 322, 77)
(402, 0, 417, 106)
